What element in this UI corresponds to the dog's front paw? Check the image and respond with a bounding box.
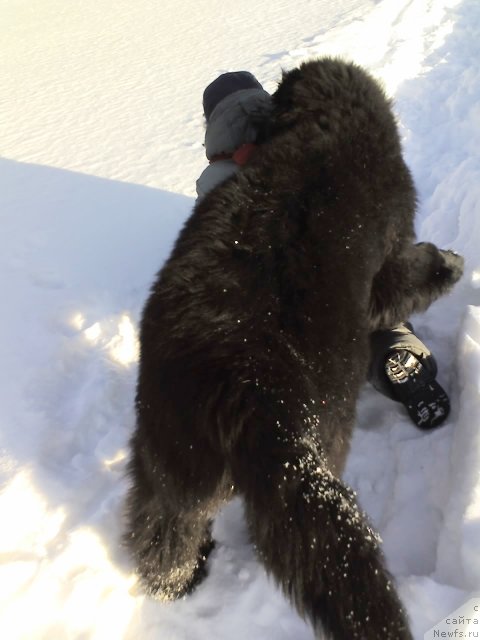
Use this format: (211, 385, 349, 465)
(436, 249, 464, 286)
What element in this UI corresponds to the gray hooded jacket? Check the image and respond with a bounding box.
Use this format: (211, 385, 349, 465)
(196, 87, 272, 201)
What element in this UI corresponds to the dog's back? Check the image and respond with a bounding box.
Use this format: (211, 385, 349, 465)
(153, 59, 417, 371)
(127, 59, 427, 639)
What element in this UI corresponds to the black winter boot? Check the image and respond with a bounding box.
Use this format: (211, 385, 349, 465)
(368, 323, 450, 429)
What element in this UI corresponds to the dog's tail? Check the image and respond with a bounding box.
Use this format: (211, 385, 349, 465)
(229, 416, 412, 640)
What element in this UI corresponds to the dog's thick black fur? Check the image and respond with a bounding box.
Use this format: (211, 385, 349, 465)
(126, 58, 463, 639)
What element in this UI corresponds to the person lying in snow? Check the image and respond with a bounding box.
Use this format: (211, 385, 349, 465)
(196, 71, 450, 429)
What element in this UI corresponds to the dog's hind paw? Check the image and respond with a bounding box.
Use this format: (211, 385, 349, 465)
(137, 536, 216, 602)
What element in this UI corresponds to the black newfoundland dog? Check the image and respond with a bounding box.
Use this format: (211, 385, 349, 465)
(126, 58, 463, 639)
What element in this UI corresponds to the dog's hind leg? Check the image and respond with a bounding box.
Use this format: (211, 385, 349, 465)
(229, 418, 413, 640)
(125, 436, 227, 600)
(369, 242, 464, 330)
(126, 494, 216, 600)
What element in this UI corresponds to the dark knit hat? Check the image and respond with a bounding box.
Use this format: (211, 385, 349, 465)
(203, 71, 264, 121)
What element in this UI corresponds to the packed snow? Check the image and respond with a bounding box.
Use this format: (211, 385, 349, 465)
(1, 0, 480, 638)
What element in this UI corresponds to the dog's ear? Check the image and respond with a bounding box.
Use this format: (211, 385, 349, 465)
(270, 67, 303, 128)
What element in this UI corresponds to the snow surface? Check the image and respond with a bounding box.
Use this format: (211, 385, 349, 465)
(1, 0, 480, 638)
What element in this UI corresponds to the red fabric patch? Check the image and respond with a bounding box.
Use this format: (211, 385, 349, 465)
(232, 143, 257, 165)
(209, 143, 257, 166)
